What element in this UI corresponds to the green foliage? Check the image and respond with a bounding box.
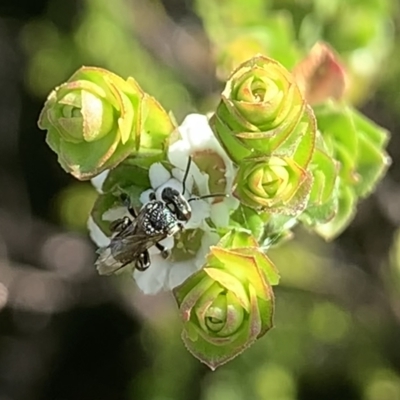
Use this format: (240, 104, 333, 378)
(34, 0, 393, 373)
(303, 101, 390, 239)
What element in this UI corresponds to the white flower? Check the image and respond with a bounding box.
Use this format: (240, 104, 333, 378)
(131, 114, 238, 294)
(133, 231, 220, 295)
(88, 113, 239, 295)
(90, 170, 109, 193)
(169, 113, 239, 227)
(87, 216, 110, 247)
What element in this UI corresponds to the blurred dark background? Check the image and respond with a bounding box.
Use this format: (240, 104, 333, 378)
(1, 0, 400, 399)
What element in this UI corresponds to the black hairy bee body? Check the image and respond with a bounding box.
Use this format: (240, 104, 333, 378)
(96, 197, 187, 275)
(95, 157, 226, 275)
(141, 200, 183, 236)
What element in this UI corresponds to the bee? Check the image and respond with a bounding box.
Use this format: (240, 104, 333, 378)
(96, 157, 225, 275)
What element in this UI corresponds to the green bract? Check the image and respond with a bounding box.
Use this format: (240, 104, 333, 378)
(210, 55, 306, 163)
(304, 101, 390, 239)
(174, 230, 280, 370)
(234, 155, 312, 214)
(38, 67, 175, 179)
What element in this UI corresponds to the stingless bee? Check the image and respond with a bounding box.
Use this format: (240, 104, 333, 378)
(95, 157, 226, 275)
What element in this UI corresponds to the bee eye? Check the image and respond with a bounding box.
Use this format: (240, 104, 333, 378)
(167, 202, 176, 213)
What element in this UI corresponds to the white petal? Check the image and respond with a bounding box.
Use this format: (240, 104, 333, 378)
(91, 170, 109, 193)
(148, 236, 174, 254)
(87, 216, 110, 247)
(102, 206, 129, 221)
(210, 202, 231, 228)
(149, 162, 171, 189)
(132, 226, 220, 293)
(178, 114, 213, 149)
(188, 161, 209, 196)
(133, 237, 175, 294)
(178, 114, 238, 197)
(225, 194, 240, 210)
(140, 189, 154, 205)
(186, 200, 210, 230)
(133, 255, 170, 295)
(194, 231, 219, 268)
(169, 159, 209, 198)
(168, 140, 191, 171)
(167, 260, 198, 290)
(172, 167, 193, 194)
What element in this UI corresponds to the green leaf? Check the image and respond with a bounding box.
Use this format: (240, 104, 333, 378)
(91, 192, 120, 236)
(194, 282, 226, 333)
(174, 271, 213, 309)
(302, 194, 338, 225)
(238, 248, 280, 286)
(314, 186, 357, 240)
(204, 267, 251, 312)
(210, 113, 252, 163)
(102, 162, 150, 193)
(210, 247, 272, 300)
(292, 105, 316, 168)
(58, 127, 119, 179)
(352, 108, 390, 148)
(229, 205, 267, 240)
(142, 93, 177, 144)
(355, 130, 391, 197)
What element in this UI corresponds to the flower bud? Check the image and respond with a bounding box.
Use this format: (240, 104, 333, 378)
(38, 67, 175, 179)
(234, 155, 312, 215)
(174, 230, 279, 370)
(293, 42, 347, 105)
(210, 55, 305, 163)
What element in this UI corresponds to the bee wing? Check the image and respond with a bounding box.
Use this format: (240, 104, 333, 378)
(95, 231, 166, 276)
(95, 246, 128, 276)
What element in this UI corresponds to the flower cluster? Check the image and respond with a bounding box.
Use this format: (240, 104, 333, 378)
(38, 48, 390, 368)
(89, 113, 239, 295)
(210, 55, 341, 245)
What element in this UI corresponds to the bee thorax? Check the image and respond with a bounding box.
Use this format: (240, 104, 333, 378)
(141, 201, 181, 236)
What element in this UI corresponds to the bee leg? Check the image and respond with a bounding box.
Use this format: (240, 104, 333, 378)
(155, 242, 170, 259)
(109, 216, 131, 232)
(120, 193, 138, 218)
(135, 251, 151, 271)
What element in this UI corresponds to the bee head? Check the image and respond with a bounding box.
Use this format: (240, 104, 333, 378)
(161, 187, 192, 222)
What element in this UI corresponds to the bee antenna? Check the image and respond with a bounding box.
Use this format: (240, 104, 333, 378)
(182, 156, 192, 195)
(188, 193, 228, 202)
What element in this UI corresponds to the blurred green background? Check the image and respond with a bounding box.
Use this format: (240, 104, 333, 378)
(1, 0, 400, 399)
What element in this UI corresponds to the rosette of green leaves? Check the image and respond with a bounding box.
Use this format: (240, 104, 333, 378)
(38, 67, 175, 180)
(232, 105, 317, 217)
(298, 129, 340, 229)
(174, 230, 280, 370)
(304, 101, 390, 240)
(210, 55, 307, 164)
